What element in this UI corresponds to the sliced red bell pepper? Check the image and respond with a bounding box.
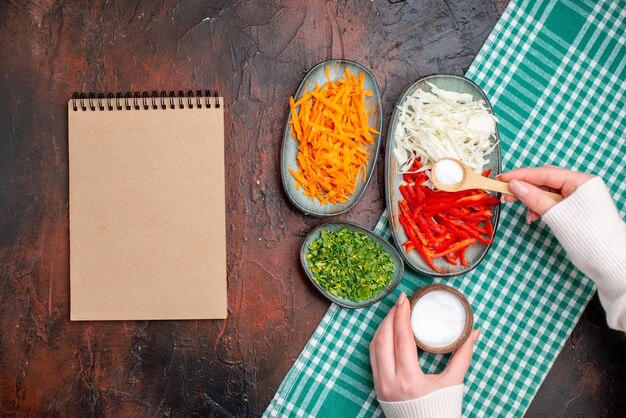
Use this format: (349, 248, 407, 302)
(423, 190, 473, 205)
(399, 184, 424, 208)
(431, 238, 477, 258)
(413, 239, 443, 273)
(398, 199, 410, 215)
(399, 212, 443, 272)
(435, 215, 469, 239)
(412, 211, 439, 243)
(433, 235, 456, 252)
(398, 158, 498, 270)
(399, 212, 428, 246)
(458, 210, 493, 222)
(424, 195, 500, 215)
(484, 196, 500, 206)
(485, 220, 494, 238)
(413, 183, 426, 203)
(399, 184, 413, 203)
(447, 207, 471, 218)
(424, 215, 446, 236)
(412, 159, 423, 170)
(409, 183, 426, 204)
(468, 222, 489, 235)
(402, 159, 426, 184)
(459, 248, 469, 266)
(445, 216, 493, 245)
(469, 205, 491, 212)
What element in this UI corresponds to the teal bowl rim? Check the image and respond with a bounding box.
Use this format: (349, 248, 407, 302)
(384, 74, 502, 278)
(281, 58, 383, 217)
(300, 221, 405, 309)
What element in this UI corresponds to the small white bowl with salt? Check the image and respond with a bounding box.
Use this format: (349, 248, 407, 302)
(409, 284, 474, 354)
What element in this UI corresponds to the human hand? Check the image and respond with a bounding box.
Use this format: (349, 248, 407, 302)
(498, 166, 595, 223)
(369, 292, 480, 402)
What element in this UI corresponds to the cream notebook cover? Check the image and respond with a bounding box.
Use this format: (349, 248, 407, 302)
(68, 92, 227, 320)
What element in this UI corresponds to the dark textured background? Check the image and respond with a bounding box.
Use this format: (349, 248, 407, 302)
(1, 0, 624, 416)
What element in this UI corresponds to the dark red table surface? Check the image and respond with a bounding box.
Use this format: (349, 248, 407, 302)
(1, 1, 625, 416)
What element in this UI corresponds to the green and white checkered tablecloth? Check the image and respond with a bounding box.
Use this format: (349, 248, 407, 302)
(265, 0, 626, 416)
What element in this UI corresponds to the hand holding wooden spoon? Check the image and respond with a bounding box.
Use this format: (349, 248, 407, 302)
(431, 158, 563, 202)
(498, 166, 595, 223)
(430, 159, 584, 224)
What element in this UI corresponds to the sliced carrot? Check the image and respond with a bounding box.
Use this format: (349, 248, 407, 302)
(288, 66, 376, 204)
(312, 91, 344, 115)
(294, 90, 315, 107)
(288, 169, 308, 187)
(289, 97, 302, 140)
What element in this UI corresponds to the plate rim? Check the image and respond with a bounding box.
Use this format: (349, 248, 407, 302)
(280, 59, 383, 217)
(300, 221, 405, 309)
(384, 74, 502, 278)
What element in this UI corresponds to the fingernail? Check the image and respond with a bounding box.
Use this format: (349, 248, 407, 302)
(397, 292, 406, 306)
(508, 179, 528, 197)
(526, 211, 533, 224)
(500, 195, 507, 203)
(473, 328, 481, 343)
(495, 174, 501, 180)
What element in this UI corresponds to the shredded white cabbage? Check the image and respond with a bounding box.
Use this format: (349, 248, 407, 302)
(394, 82, 498, 175)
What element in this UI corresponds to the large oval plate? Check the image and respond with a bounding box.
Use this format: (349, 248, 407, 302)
(385, 75, 501, 277)
(281, 59, 383, 216)
(300, 222, 404, 308)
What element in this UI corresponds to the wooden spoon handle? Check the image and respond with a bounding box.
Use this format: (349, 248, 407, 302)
(479, 177, 513, 196)
(480, 177, 563, 202)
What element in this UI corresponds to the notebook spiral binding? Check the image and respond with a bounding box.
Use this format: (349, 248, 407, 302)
(71, 90, 220, 111)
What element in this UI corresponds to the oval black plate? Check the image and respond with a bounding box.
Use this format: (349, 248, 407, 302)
(385, 74, 502, 277)
(281, 59, 383, 216)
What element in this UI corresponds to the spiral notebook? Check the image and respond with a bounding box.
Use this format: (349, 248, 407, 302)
(68, 90, 227, 320)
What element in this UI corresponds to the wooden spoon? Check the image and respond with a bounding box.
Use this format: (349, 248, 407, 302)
(431, 158, 563, 202)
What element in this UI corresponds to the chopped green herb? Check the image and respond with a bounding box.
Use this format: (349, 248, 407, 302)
(306, 227, 395, 302)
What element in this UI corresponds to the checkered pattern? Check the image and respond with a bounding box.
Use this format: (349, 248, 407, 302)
(265, 0, 626, 416)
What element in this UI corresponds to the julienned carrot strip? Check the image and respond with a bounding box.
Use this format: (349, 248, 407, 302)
(312, 91, 344, 115)
(288, 67, 376, 204)
(289, 97, 302, 140)
(294, 91, 314, 108)
(354, 98, 372, 143)
(287, 168, 306, 185)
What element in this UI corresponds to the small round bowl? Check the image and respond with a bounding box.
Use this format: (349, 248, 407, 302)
(409, 284, 474, 354)
(300, 221, 404, 309)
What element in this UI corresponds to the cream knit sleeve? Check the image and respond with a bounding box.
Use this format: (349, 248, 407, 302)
(543, 177, 626, 331)
(378, 385, 463, 418)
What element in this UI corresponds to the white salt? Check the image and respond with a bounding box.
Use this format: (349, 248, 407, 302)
(411, 290, 467, 347)
(434, 159, 464, 185)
